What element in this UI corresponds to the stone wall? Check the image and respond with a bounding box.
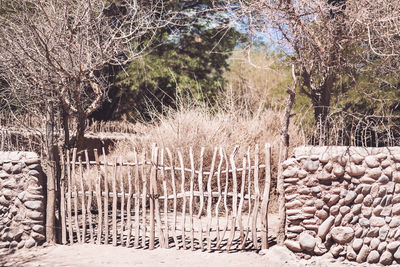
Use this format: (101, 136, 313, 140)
(0, 151, 45, 249)
(283, 146, 400, 265)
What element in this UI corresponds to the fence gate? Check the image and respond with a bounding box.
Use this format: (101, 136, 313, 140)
(59, 144, 272, 251)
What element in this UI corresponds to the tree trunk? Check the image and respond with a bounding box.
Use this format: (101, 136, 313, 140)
(45, 101, 56, 243)
(75, 111, 87, 150)
(276, 65, 297, 245)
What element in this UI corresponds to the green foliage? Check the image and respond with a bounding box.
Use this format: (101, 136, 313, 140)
(113, 3, 243, 121)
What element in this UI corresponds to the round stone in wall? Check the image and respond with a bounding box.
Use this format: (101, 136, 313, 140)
(330, 226, 355, 244)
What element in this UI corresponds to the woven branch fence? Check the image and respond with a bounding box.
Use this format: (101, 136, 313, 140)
(59, 144, 272, 251)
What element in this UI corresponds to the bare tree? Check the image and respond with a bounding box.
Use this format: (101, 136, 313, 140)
(0, 0, 174, 243)
(218, 0, 400, 244)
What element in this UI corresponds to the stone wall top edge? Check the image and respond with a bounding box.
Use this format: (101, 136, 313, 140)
(0, 151, 39, 161)
(293, 145, 400, 158)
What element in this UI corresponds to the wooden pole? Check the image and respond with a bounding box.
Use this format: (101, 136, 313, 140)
(227, 146, 239, 250)
(120, 157, 125, 246)
(261, 144, 271, 249)
(206, 148, 217, 251)
(66, 150, 73, 243)
(166, 148, 179, 249)
(197, 147, 205, 250)
(141, 150, 147, 248)
(189, 147, 195, 251)
(241, 148, 252, 250)
(112, 160, 118, 246)
(126, 167, 133, 247)
(161, 149, 169, 248)
(78, 156, 87, 243)
(251, 145, 260, 250)
(237, 155, 246, 248)
(72, 149, 81, 243)
(102, 148, 109, 245)
(178, 151, 187, 250)
(94, 149, 103, 244)
(59, 148, 67, 244)
(214, 148, 224, 249)
(85, 150, 94, 243)
(133, 148, 140, 248)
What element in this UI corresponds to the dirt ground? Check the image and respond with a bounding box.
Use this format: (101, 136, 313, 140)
(0, 243, 378, 267)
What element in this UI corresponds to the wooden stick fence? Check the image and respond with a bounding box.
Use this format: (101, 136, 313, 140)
(59, 144, 272, 251)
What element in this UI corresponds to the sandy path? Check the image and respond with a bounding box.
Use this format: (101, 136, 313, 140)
(1, 244, 270, 267)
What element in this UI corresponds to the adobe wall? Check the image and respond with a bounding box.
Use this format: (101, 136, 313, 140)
(283, 146, 400, 265)
(0, 151, 45, 249)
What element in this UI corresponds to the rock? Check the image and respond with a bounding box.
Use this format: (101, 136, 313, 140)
(287, 226, 304, 233)
(387, 241, 400, 253)
(356, 245, 370, 263)
(378, 175, 390, 184)
(342, 213, 354, 225)
(318, 171, 333, 181)
(381, 206, 392, 216)
(394, 246, 400, 261)
(380, 251, 393, 265)
(370, 238, 380, 250)
(330, 167, 344, 179)
(350, 215, 359, 224)
(282, 158, 297, 169)
(347, 246, 357, 261)
(299, 232, 316, 252)
(365, 156, 380, 168)
(17, 241, 25, 249)
(25, 238, 36, 248)
(379, 226, 390, 240)
(367, 250, 380, 263)
(297, 169, 308, 178)
(363, 195, 373, 207)
(367, 228, 379, 238)
(330, 205, 339, 215)
(362, 206, 372, 218)
(354, 194, 364, 204)
(319, 153, 330, 163)
(361, 184, 372, 195)
(0, 195, 9, 206)
(330, 244, 344, 257)
(346, 164, 365, 177)
(351, 154, 364, 164)
(339, 206, 350, 215)
(284, 240, 302, 252)
(367, 167, 382, 178)
(344, 191, 357, 205)
(24, 200, 44, 211)
(389, 216, 400, 228)
(378, 241, 387, 253)
(285, 200, 302, 209)
(31, 232, 45, 241)
(352, 204, 362, 215)
(334, 214, 343, 226)
(393, 203, 400, 215)
(304, 160, 319, 172)
(359, 218, 370, 227)
(373, 197, 382, 207)
(360, 176, 376, 184)
(316, 210, 329, 220)
(331, 226, 355, 244)
(315, 199, 324, 209)
(318, 216, 335, 239)
(26, 210, 44, 220)
(355, 228, 363, 238)
(370, 216, 386, 227)
(373, 206, 383, 216)
(393, 171, 400, 183)
(303, 206, 317, 214)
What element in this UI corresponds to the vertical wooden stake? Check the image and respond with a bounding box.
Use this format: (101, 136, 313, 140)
(66, 150, 73, 243)
(227, 146, 239, 251)
(189, 147, 195, 251)
(78, 156, 87, 243)
(197, 147, 205, 250)
(237, 156, 247, 248)
(120, 157, 125, 246)
(133, 148, 140, 248)
(206, 148, 217, 251)
(112, 160, 118, 246)
(261, 144, 271, 249)
(161, 149, 169, 248)
(72, 149, 81, 243)
(126, 167, 133, 247)
(166, 148, 179, 249)
(94, 149, 103, 245)
(102, 148, 109, 245)
(59, 148, 67, 244)
(251, 145, 260, 250)
(85, 150, 94, 244)
(178, 151, 187, 250)
(214, 148, 224, 249)
(141, 150, 147, 248)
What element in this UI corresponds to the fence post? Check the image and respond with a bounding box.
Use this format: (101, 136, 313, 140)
(261, 143, 271, 249)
